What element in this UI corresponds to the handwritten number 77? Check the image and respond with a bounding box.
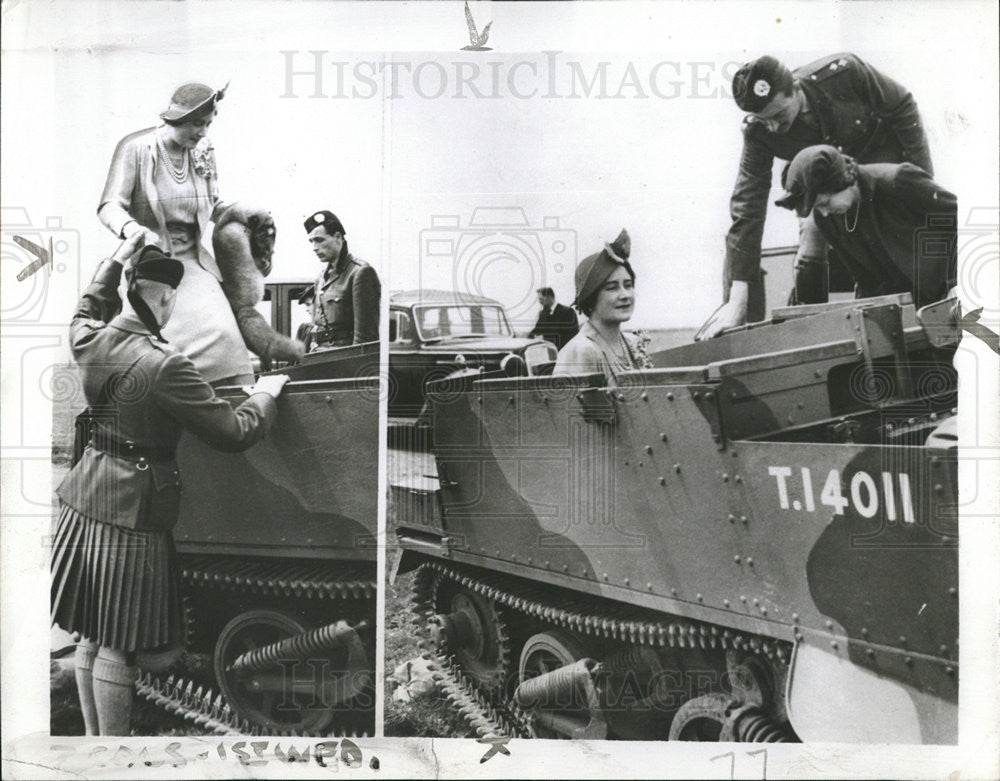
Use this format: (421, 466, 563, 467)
(710, 748, 767, 780)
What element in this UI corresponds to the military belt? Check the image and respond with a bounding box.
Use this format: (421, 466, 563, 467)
(90, 429, 175, 463)
(312, 325, 351, 347)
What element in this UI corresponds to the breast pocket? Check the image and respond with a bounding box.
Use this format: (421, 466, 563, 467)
(321, 283, 351, 326)
(839, 110, 880, 156)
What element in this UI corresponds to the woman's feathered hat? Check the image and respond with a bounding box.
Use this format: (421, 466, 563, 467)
(160, 82, 228, 123)
(573, 228, 634, 308)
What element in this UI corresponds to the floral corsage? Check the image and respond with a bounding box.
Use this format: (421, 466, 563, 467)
(191, 139, 218, 180)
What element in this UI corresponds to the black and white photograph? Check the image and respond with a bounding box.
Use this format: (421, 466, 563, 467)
(2, 1, 998, 778)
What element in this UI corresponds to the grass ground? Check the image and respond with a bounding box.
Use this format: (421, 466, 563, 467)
(382, 552, 472, 738)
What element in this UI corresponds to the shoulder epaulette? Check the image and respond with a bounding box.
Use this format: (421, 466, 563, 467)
(800, 54, 855, 84)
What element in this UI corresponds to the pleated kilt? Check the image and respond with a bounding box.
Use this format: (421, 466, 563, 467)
(50, 503, 183, 652)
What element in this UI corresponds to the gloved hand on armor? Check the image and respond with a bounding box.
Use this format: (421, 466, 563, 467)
(696, 281, 749, 340)
(244, 374, 291, 399)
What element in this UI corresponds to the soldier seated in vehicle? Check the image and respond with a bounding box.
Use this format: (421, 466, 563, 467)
(774, 144, 956, 307)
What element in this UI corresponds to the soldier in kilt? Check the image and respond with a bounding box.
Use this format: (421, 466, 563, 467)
(51, 232, 290, 735)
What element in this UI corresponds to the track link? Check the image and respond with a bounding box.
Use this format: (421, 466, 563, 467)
(137, 556, 376, 735)
(410, 565, 531, 737)
(410, 561, 793, 738)
(417, 561, 789, 660)
(135, 671, 371, 737)
(180, 556, 376, 601)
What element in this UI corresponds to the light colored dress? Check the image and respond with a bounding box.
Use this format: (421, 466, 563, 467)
(553, 320, 647, 384)
(99, 127, 251, 383)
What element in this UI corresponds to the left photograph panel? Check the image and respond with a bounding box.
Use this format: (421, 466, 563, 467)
(1, 7, 385, 738)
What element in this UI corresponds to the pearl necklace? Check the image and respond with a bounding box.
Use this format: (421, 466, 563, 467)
(592, 325, 632, 369)
(156, 132, 189, 184)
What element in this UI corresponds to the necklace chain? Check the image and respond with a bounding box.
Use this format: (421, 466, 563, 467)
(156, 133, 188, 184)
(844, 198, 860, 233)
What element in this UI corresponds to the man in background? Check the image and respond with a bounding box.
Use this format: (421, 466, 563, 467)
(301, 210, 380, 350)
(529, 286, 579, 349)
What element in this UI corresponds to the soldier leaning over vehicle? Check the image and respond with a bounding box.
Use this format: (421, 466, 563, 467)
(774, 144, 956, 307)
(699, 53, 934, 340)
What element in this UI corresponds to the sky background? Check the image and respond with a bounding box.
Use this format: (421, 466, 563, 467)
(2, 0, 996, 337)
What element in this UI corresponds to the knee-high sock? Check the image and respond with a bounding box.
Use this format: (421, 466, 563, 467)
(92, 649, 136, 736)
(73, 641, 99, 735)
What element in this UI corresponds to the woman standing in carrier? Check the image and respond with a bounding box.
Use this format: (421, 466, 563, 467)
(554, 228, 650, 382)
(98, 81, 254, 384)
(51, 232, 290, 735)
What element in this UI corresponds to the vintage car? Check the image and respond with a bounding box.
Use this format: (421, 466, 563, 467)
(388, 289, 559, 418)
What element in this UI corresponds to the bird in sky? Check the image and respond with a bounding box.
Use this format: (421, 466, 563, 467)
(462, 1, 492, 51)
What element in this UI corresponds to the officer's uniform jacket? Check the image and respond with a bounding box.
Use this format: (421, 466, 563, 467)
(727, 53, 934, 283)
(308, 252, 381, 346)
(57, 260, 277, 531)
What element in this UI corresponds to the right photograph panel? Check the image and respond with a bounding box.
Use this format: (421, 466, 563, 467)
(384, 29, 963, 745)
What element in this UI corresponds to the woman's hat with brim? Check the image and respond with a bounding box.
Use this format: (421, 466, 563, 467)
(160, 82, 228, 123)
(573, 228, 634, 308)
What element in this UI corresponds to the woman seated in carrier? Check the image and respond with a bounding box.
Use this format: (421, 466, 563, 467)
(554, 228, 650, 382)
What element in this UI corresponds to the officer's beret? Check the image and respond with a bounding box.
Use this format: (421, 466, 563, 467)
(304, 210, 346, 236)
(775, 145, 856, 217)
(125, 245, 184, 289)
(732, 56, 793, 113)
(574, 228, 635, 309)
(160, 82, 227, 123)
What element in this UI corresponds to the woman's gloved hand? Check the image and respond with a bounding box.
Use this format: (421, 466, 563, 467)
(111, 230, 148, 263)
(244, 374, 291, 399)
(121, 220, 160, 247)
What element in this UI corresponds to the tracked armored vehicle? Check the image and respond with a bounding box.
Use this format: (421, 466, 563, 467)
(392, 293, 960, 744)
(133, 282, 380, 736)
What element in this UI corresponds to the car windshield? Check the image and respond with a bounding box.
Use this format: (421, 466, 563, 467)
(413, 304, 512, 341)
